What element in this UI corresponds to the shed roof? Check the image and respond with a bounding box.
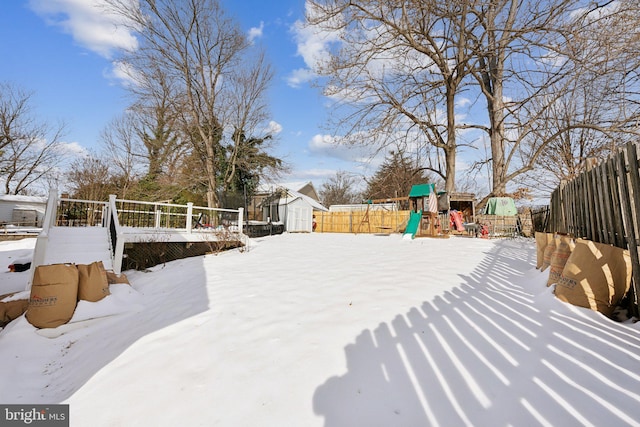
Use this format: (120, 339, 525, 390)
(278, 189, 328, 211)
(256, 181, 321, 201)
(0, 195, 47, 204)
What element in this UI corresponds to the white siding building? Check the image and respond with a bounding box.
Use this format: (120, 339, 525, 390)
(253, 182, 328, 232)
(277, 189, 327, 233)
(0, 195, 47, 227)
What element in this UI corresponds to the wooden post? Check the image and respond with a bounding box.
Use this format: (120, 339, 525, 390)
(429, 212, 437, 236)
(618, 147, 640, 315)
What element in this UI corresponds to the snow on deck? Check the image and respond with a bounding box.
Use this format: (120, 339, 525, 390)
(43, 227, 113, 270)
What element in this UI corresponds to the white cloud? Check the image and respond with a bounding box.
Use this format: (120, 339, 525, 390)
(287, 3, 343, 88)
(265, 120, 283, 135)
(296, 168, 337, 178)
(103, 60, 140, 87)
(292, 6, 341, 68)
(569, 1, 620, 21)
(456, 97, 472, 108)
(28, 0, 138, 59)
(248, 21, 264, 43)
(308, 134, 379, 164)
(286, 68, 316, 88)
(32, 137, 87, 159)
(308, 133, 336, 151)
(57, 141, 89, 157)
(279, 168, 341, 190)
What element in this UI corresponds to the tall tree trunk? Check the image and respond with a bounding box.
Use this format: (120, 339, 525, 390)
(490, 95, 507, 196)
(444, 87, 457, 194)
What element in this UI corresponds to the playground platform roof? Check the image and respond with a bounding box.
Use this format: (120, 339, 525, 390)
(408, 183, 436, 198)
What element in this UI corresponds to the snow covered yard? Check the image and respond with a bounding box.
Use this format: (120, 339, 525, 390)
(1, 233, 639, 426)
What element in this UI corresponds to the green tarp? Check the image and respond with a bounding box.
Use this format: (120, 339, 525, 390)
(483, 197, 517, 216)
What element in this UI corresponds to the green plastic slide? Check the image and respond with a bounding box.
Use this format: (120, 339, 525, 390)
(403, 210, 422, 239)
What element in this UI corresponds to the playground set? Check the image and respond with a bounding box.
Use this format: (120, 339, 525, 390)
(403, 183, 447, 238)
(330, 183, 520, 238)
(401, 183, 520, 239)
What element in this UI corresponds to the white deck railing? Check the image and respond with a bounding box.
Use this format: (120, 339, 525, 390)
(111, 197, 243, 233)
(107, 195, 244, 273)
(30, 191, 245, 281)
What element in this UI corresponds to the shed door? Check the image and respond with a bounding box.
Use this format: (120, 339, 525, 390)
(288, 206, 310, 232)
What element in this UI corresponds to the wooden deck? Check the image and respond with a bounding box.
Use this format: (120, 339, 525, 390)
(28, 192, 247, 287)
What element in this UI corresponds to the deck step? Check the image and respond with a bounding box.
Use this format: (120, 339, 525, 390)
(42, 226, 113, 271)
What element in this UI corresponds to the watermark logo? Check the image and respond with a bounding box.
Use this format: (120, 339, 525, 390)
(28, 295, 58, 307)
(1, 405, 68, 426)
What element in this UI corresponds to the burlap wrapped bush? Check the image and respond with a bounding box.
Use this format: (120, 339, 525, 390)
(547, 236, 575, 286)
(26, 264, 79, 328)
(77, 261, 110, 302)
(540, 234, 557, 272)
(555, 239, 632, 317)
(0, 293, 29, 327)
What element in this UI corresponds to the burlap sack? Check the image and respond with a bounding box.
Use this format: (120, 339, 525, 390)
(540, 234, 557, 272)
(26, 264, 79, 329)
(547, 236, 575, 286)
(0, 293, 29, 327)
(106, 271, 130, 285)
(555, 239, 632, 317)
(535, 232, 548, 269)
(78, 261, 110, 302)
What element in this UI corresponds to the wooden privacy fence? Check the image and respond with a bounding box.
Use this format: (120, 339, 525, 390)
(317, 209, 534, 237)
(316, 210, 411, 233)
(547, 141, 640, 316)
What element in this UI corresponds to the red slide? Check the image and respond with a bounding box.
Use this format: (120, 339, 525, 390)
(450, 211, 464, 231)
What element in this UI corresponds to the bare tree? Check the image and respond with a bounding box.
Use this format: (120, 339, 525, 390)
(468, 0, 640, 201)
(519, 79, 623, 195)
(66, 154, 116, 201)
(308, 1, 640, 203)
(306, 0, 476, 193)
(319, 171, 361, 207)
(101, 113, 144, 199)
(105, 0, 275, 208)
(223, 51, 285, 195)
(0, 82, 67, 195)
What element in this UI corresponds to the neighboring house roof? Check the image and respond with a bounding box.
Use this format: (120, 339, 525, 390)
(278, 189, 328, 212)
(0, 195, 47, 204)
(295, 182, 320, 202)
(329, 203, 398, 212)
(256, 181, 321, 202)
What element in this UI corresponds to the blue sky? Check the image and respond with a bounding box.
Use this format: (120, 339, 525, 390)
(0, 0, 375, 193)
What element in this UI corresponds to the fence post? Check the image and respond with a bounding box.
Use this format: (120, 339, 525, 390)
(238, 207, 244, 236)
(109, 195, 125, 274)
(619, 146, 640, 317)
(27, 189, 59, 290)
(186, 202, 193, 233)
(626, 143, 640, 317)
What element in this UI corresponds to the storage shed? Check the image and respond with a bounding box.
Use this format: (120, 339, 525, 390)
(0, 195, 47, 227)
(254, 183, 328, 232)
(277, 189, 328, 232)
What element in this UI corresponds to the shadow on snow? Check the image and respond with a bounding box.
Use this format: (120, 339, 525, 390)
(313, 239, 640, 427)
